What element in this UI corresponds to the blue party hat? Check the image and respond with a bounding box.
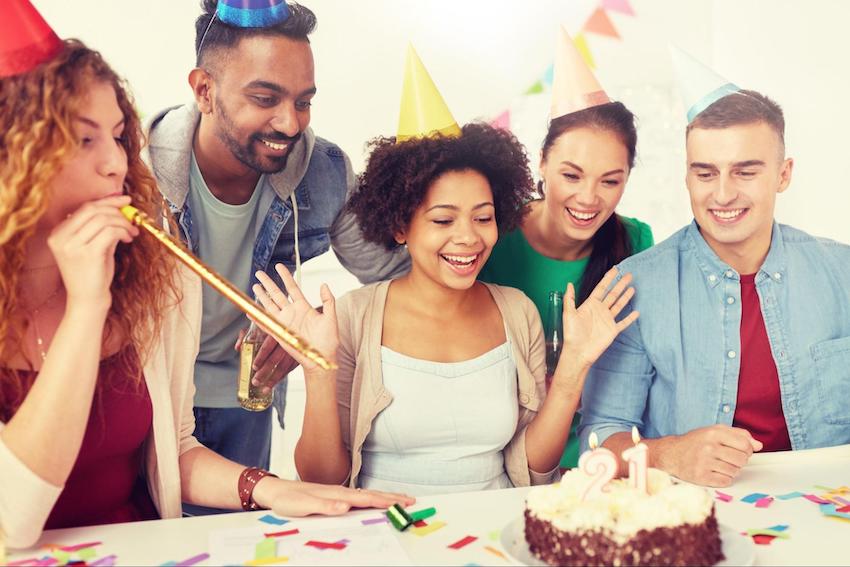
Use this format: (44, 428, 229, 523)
(669, 45, 741, 123)
(216, 0, 291, 28)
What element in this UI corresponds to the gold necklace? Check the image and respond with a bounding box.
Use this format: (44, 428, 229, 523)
(26, 285, 63, 362)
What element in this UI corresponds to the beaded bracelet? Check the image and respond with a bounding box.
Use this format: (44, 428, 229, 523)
(238, 467, 278, 511)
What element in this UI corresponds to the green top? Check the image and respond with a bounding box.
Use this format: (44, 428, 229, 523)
(478, 214, 654, 468)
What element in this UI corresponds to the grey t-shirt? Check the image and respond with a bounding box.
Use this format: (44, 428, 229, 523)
(188, 152, 274, 407)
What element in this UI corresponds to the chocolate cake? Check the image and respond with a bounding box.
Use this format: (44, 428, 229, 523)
(524, 469, 724, 566)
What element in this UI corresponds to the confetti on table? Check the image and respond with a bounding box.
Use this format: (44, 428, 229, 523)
(837, 505, 850, 513)
(752, 534, 776, 545)
(243, 557, 289, 566)
(804, 494, 832, 505)
(263, 529, 299, 538)
(160, 562, 177, 566)
(60, 543, 102, 553)
(409, 520, 446, 537)
(409, 507, 437, 522)
(833, 497, 850, 506)
(741, 492, 769, 504)
(77, 548, 97, 561)
(304, 541, 346, 550)
(488, 530, 500, 542)
(484, 546, 508, 561)
(360, 516, 388, 526)
(175, 552, 210, 566)
(821, 504, 850, 520)
(258, 515, 289, 526)
(814, 485, 836, 492)
(715, 490, 733, 502)
(766, 525, 789, 532)
(255, 539, 277, 560)
(776, 491, 804, 500)
(755, 496, 774, 508)
(89, 556, 117, 567)
(448, 536, 478, 550)
(745, 528, 790, 539)
(412, 520, 427, 528)
(53, 551, 70, 565)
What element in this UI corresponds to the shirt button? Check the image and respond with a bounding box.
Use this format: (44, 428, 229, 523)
(725, 270, 734, 278)
(726, 297, 735, 304)
(708, 274, 717, 282)
(773, 272, 782, 280)
(520, 393, 531, 404)
(727, 350, 737, 359)
(723, 404, 731, 413)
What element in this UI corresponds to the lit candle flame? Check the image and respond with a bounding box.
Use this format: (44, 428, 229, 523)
(631, 426, 641, 445)
(589, 431, 599, 450)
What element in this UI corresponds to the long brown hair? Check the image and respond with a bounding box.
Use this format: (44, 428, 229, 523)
(0, 40, 179, 419)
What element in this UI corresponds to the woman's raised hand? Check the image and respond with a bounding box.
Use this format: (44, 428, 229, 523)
(253, 263, 340, 373)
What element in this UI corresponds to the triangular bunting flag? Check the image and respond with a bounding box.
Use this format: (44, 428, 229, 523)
(490, 109, 510, 131)
(574, 32, 596, 70)
(525, 80, 545, 95)
(601, 0, 635, 17)
(583, 8, 620, 39)
(542, 63, 554, 87)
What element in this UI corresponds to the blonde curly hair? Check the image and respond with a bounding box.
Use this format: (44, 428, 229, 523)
(0, 40, 180, 419)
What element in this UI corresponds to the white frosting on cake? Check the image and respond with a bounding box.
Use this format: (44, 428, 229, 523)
(526, 468, 713, 544)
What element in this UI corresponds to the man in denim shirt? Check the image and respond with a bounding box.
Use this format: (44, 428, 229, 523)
(146, 0, 409, 493)
(580, 88, 850, 487)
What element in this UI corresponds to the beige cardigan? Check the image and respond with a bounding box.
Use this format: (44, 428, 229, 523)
(335, 281, 558, 489)
(0, 265, 202, 548)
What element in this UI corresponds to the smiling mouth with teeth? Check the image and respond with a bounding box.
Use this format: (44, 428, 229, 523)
(567, 208, 599, 221)
(711, 208, 746, 220)
(261, 139, 289, 151)
(440, 253, 479, 267)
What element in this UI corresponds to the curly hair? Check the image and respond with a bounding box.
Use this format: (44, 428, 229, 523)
(0, 40, 180, 419)
(350, 123, 534, 250)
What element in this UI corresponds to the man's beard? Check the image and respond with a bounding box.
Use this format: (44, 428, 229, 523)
(214, 99, 301, 175)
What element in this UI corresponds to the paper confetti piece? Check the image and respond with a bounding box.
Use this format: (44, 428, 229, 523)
(409, 507, 437, 522)
(8, 558, 41, 567)
(360, 516, 387, 526)
(745, 529, 790, 539)
(412, 520, 427, 528)
(752, 534, 776, 545)
(77, 548, 97, 561)
(264, 529, 299, 538)
(160, 562, 177, 567)
(176, 552, 210, 566)
(448, 536, 478, 550)
(715, 490, 733, 502)
(304, 541, 346, 550)
(821, 504, 850, 520)
(484, 546, 508, 561)
(741, 492, 769, 503)
(53, 551, 70, 565)
(258, 515, 289, 526)
(89, 557, 117, 567)
(804, 494, 832, 505)
(814, 485, 836, 492)
(837, 505, 850, 513)
(833, 497, 850, 506)
(755, 496, 774, 508)
(767, 525, 789, 532)
(59, 543, 101, 553)
(335, 539, 350, 545)
(244, 557, 289, 566)
(255, 539, 277, 560)
(488, 530, 500, 541)
(776, 491, 804, 500)
(409, 520, 446, 537)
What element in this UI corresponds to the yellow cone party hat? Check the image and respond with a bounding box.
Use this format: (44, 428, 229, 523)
(397, 44, 461, 142)
(551, 25, 611, 119)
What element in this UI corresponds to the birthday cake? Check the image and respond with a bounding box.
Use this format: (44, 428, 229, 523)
(524, 468, 724, 566)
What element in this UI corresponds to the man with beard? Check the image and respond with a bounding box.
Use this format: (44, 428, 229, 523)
(146, 0, 409, 510)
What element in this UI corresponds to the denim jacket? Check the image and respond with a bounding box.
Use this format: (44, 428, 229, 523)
(580, 220, 850, 452)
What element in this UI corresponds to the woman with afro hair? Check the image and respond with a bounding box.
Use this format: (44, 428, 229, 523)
(257, 120, 638, 495)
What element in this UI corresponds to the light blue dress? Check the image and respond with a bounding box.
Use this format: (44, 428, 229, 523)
(359, 341, 519, 496)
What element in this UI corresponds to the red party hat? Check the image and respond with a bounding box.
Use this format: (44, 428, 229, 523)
(0, 0, 63, 78)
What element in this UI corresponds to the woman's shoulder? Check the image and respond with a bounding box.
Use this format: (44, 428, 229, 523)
(619, 215, 654, 252)
(480, 282, 538, 322)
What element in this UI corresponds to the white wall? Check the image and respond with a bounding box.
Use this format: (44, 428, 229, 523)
(33, 0, 848, 243)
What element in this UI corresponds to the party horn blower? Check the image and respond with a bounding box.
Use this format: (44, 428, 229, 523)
(120, 205, 337, 370)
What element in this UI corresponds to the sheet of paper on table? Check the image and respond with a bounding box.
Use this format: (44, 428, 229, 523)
(208, 516, 413, 566)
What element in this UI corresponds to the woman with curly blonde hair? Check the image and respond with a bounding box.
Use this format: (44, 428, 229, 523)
(0, 6, 409, 549)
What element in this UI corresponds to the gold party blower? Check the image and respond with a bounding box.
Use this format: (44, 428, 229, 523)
(120, 205, 337, 371)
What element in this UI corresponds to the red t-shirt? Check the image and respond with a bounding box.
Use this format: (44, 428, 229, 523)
(732, 274, 792, 452)
(14, 347, 159, 528)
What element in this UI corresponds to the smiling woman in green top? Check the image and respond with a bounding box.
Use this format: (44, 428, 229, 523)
(478, 28, 654, 469)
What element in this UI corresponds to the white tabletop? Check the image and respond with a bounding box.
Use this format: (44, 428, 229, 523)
(7, 444, 850, 566)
